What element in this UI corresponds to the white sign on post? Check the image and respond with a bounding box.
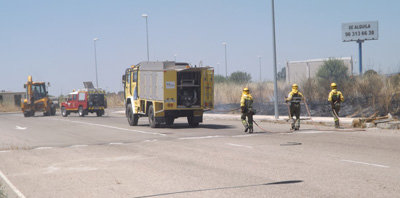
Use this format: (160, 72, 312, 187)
(342, 21, 378, 42)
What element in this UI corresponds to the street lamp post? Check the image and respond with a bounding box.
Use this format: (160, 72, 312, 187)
(217, 62, 220, 75)
(93, 38, 99, 88)
(142, 14, 149, 61)
(174, 54, 177, 62)
(271, 0, 279, 119)
(222, 42, 227, 78)
(258, 56, 262, 82)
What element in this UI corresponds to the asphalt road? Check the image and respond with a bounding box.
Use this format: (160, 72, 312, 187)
(0, 110, 399, 198)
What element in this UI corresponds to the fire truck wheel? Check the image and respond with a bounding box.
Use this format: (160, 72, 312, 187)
(148, 105, 158, 128)
(61, 107, 68, 117)
(78, 106, 85, 117)
(96, 110, 103, 117)
(127, 104, 138, 126)
(187, 115, 199, 127)
(165, 117, 174, 127)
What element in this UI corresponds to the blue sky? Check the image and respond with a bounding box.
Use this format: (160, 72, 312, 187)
(1, 0, 399, 95)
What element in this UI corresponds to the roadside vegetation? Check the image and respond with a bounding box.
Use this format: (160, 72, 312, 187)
(0, 104, 20, 112)
(214, 59, 400, 117)
(105, 92, 124, 108)
(0, 182, 7, 198)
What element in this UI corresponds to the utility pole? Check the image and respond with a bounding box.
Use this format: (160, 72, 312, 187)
(271, 0, 279, 119)
(142, 14, 149, 61)
(93, 38, 99, 88)
(258, 56, 262, 82)
(222, 42, 228, 78)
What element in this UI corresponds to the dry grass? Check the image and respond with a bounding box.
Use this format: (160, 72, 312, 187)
(0, 104, 20, 112)
(214, 82, 276, 104)
(106, 93, 124, 108)
(299, 74, 400, 116)
(0, 182, 6, 198)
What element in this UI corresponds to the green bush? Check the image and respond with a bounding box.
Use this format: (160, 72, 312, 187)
(315, 58, 350, 98)
(214, 74, 227, 83)
(229, 71, 252, 84)
(316, 59, 349, 84)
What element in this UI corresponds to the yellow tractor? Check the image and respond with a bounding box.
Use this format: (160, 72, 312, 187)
(21, 76, 56, 117)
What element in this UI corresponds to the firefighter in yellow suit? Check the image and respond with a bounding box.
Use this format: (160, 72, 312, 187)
(285, 84, 304, 130)
(328, 83, 344, 128)
(240, 87, 254, 133)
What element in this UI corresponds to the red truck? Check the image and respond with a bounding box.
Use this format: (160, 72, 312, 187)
(61, 89, 107, 117)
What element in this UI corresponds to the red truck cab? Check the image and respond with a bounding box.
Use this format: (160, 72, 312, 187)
(61, 89, 106, 117)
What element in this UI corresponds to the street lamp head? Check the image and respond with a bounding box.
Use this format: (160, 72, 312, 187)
(142, 14, 148, 18)
(93, 38, 99, 41)
(222, 42, 227, 45)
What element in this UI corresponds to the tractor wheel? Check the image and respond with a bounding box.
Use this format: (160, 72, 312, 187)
(61, 107, 68, 117)
(23, 111, 30, 117)
(78, 106, 85, 117)
(43, 110, 50, 116)
(50, 105, 56, 116)
(127, 104, 139, 126)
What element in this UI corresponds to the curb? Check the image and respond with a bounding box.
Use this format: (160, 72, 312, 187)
(203, 113, 354, 128)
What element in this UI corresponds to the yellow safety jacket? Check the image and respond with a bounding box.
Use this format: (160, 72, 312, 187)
(240, 93, 253, 109)
(286, 90, 303, 104)
(328, 89, 344, 103)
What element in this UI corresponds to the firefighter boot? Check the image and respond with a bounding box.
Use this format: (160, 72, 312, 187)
(290, 119, 295, 131)
(335, 120, 340, 128)
(242, 120, 249, 132)
(294, 119, 300, 130)
(248, 125, 253, 133)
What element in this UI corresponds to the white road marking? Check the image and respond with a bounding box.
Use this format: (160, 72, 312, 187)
(67, 167, 98, 172)
(34, 147, 53, 150)
(69, 145, 88, 148)
(109, 142, 124, 145)
(341, 159, 389, 168)
(44, 166, 97, 174)
(105, 156, 149, 161)
(15, 126, 27, 130)
(54, 118, 166, 136)
(143, 139, 158, 142)
(232, 134, 254, 138)
(0, 169, 26, 198)
(296, 131, 333, 134)
(179, 135, 223, 140)
(226, 143, 253, 149)
(43, 166, 61, 174)
(0, 150, 10, 153)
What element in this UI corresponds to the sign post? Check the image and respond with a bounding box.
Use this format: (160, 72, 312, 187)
(342, 21, 378, 75)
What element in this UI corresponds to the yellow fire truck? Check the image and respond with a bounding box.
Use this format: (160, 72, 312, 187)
(122, 61, 214, 128)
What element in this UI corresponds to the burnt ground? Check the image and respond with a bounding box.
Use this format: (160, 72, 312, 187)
(212, 99, 400, 118)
